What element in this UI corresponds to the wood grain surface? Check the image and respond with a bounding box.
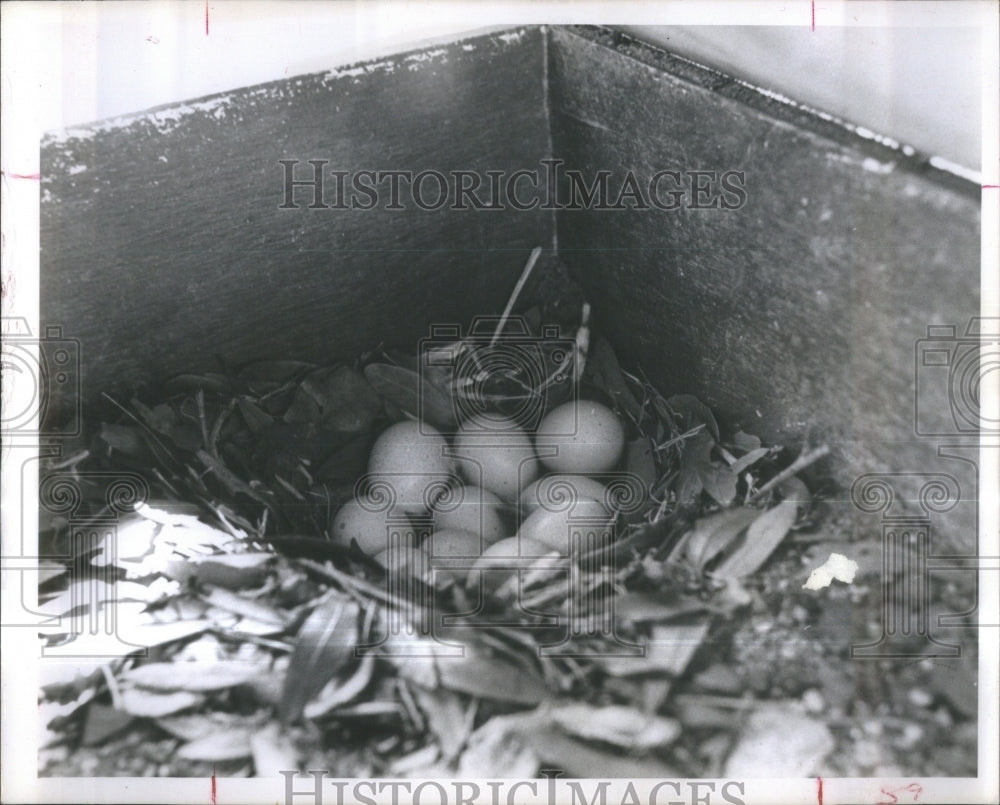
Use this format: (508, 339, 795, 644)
(548, 27, 981, 547)
(41, 27, 550, 414)
(41, 25, 982, 545)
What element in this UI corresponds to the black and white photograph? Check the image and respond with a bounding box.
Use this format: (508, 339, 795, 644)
(1, 3, 997, 803)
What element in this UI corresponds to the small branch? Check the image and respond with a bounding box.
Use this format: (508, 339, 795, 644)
(99, 663, 123, 710)
(748, 444, 830, 503)
(574, 302, 591, 383)
(491, 247, 543, 346)
(196, 389, 210, 450)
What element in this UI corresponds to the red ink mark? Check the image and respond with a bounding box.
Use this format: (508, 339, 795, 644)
(811, 1, 816, 30)
(878, 783, 923, 805)
(210, 765, 217, 804)
(983, 184, 1000, 189)
(204, 1, 210, 36)
(816, 777, 823, 805)
(1, 171, 40, 181)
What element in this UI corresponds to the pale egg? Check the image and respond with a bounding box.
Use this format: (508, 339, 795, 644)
(331, 496, 403, 554)
(534, 400, 625, 474)
(519, 474, 609, 519)
(431, 484, 507, 546)
(465, 535, 556, 593)
(454, 416, 539, 502)
(517, 498, 610, 553)
(367, 420, 453, 513)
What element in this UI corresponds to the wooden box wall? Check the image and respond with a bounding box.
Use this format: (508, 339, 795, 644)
(41, 25, 981, 542)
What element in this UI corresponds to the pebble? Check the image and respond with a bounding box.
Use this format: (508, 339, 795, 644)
(854, 739, 882, 770)
(862, 719, 884, 737)
(896, 722, 923, 749)
(802, 689, 825, 714)
(908, 688, 933, 708)
(791, 605, 809, 623)
(693, 664, 743, 694)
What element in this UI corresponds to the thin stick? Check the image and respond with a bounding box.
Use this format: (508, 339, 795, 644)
(99, 663, 123, 710)
(490, 247, 542, 346)
(574, 302, 591, 384)
(748, 444, 830, 503)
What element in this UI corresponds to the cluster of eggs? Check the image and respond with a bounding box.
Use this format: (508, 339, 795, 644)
(331, 399, 627, 587)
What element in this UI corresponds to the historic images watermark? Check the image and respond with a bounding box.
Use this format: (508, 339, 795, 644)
(851, 317, 1000, 659)
(277, 159, 748, 211)
(278, 770, 749, 805)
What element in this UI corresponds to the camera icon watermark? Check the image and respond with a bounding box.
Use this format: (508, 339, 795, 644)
(420, 316, 577, 436)
(914, 316, 999, 437)
(0, 319, 81, 437)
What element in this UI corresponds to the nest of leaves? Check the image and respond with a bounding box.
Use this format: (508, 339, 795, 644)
(38, 260, 831, 778)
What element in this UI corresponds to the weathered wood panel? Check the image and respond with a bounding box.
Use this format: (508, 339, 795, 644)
(41, 27, 550, 413)
(548, 26, 981, 545)
(41, 23, 983, 545)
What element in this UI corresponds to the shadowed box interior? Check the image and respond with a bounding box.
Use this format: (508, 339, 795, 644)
(40, 25, 981, 543)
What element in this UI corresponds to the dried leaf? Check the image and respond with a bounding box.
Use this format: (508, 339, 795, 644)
(124, 660, 265, 692)
(303, 653, 376, 719)
(667, 395, 720, 441)
(625, 437, 658, 496)
(550, 703, 681, 748)
(119, 688, 204, 717)
(314, 433, 371, 484)
(433, 653, 549, 706)
(39, 687, 98, 748)
(201, 586, 288, 627)
(526, 727, 681, 778)
(107, 516, 159, 561)
(613, 591, 705, 625)
(601, 618, 711, 677)
(284, 365, 381, 432)
(713, 499, 798, 579)
(778, 476, 812, 511)
(584, 336, 643, 422)
(280, 595, 361, 724)
(237, 399, 274, 433)
(459, 713, 540, 778)
(250, 723, 299, 777)
(37, 562, 68, 586)
(39, 578, 176, 617)
(693, 664, 743, 694)
(699, 463, 738, 507)
(156, 712, 259, 741)
(683, 508, 759, 572)
(364, 363, 457, 430)
(412, 686, 472, 760)
(167, 552, 273, 589)
(674, 698, 743, 730)
(676, 429, 733, 506)
(196, 449, 271, 505)
(98, 423, 153, 459)
(728, 447, 770, 476)
(81, 704, 135, 746)
(176, 729, 254, 761)
(732, 431, 761, 451)
(326, 701, 404, 719)
(723, 703, 834, 776)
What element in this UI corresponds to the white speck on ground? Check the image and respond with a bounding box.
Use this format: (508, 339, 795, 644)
(803, 552, 858, 590)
